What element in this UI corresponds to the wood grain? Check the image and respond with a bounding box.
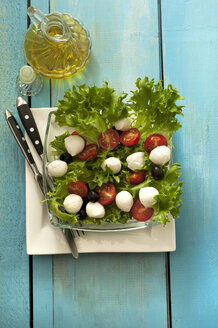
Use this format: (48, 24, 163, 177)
(162, 0, 218, 327)
(0, 1, 30, 327)
(50, 0, 160, 105)
(53, 253, 167, 328)
(50, 1, 168, 327)
(30, 2, 54, 328)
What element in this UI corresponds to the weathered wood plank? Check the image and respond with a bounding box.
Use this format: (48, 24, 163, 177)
(50, 0, 160, 104)
(30, 2, 54, 328)
(53, 254, 167, 328)
(162, 0, 218, 327)
(50, 1, 168, 327)
(32, 256, 53, 328)
(0, 1, 30, 327)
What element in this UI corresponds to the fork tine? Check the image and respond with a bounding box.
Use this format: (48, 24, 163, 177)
(77, 230, 85, 236)
(76, 230, 81, 237)
(77, 222, 85, 236)
(71, 229, 85, 237)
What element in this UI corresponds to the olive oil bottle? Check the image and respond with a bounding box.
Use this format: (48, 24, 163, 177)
(24, 7, 91, 79)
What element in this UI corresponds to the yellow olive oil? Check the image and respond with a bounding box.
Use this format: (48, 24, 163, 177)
(24, 14, 91, 79)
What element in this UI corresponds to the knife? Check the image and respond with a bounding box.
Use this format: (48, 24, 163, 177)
(5, 110, 79, 259)
(16, 97, 43, 159)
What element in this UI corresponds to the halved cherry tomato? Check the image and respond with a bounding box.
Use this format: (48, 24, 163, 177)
(98, 129, 120, 150)
(71, 131, 87, 146)
(131, 200, 154, 221)
(95, 182, 116, 205)
(144, 134, 168, 153)
(129, 170, 146, 185)
(77, 144, 98, 161)
(120, 128, 140, 147)
(68, 181, 88, 198)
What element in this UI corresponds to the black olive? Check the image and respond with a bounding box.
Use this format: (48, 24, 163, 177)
(79, 208, 87, 220)
(82, 197, 89, 208)
(60, 152, 73, 164)
(151, 166, 164, 180)
(112, 126, 122, 135)
(87, 190, 100, 202)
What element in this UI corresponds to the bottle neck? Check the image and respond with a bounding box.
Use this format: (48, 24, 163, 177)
(41, 14, 70, 43)
(28, 7, 70, 43)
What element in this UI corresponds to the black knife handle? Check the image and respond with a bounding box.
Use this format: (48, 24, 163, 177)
(6, 112, 35, 165)
(17, 104, 43, 157)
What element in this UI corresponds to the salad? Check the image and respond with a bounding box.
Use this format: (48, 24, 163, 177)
(46, 76, 184, 226)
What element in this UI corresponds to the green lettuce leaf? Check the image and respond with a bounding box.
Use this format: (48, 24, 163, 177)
(54, 82, 129, 143)
(150, 163, 183, 225)
(129, 77, 184, 139)
(50, 131, 70, 156)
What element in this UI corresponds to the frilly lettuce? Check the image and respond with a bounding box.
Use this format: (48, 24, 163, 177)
(47, 77, 184, 225)
(54, 82, 129, 143)
(129, 77, 184, 139)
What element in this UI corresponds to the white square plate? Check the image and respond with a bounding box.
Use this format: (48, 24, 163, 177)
(26, 108, 176, 255)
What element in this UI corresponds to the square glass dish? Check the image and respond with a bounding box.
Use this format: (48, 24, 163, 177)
(42, 111, 161, 232)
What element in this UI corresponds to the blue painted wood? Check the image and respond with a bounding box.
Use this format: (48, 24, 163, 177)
(30, 2, 54, 328)
(50, 0, 160, 105)
(162, 0, 218, 327)
(53, 254, 167, 328)
(0, 1, 30, 327)
(32, 256, 53, 328)
(50, 1, 168, 327)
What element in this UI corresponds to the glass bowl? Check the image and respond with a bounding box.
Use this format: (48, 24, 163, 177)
(42, 111, 161, 232)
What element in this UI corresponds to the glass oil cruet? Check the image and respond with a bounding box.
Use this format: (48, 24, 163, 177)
(24, 6, 91, 79)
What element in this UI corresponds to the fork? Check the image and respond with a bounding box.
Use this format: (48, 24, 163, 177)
(5, 109, 81, 258)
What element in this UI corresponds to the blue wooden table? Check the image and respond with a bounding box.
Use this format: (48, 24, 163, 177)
(0, 1, 218, 327)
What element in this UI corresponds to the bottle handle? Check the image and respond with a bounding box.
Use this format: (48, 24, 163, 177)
(27, 6, 49, 26)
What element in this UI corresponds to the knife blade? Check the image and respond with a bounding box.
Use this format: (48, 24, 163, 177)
(5, 110, 79, 259)
(16, 97, 43, 158)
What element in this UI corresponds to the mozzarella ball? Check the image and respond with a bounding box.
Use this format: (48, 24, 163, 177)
(139, 187, 159, 208)
(86, 202, 105, 219)
(63, 194, 83, 214)
(149, 146, 171, 166)
(101, 157, 122, 174)
(47, 160, 68, 177)
(64, 135, 85, 156)
(114, 117, 131, 131)
(115, 191, 134, 212)
(126, 152, 145, 171)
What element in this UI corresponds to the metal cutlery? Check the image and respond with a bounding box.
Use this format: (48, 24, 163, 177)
(16, 97, 85, 237)
(5, 109, 79, 259)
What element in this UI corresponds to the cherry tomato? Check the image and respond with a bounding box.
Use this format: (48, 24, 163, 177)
(71, 131, 87, 146)
(131, 200, 154, 221)
(129, 170, 146, 185)
(98, 129, 120, 150)
(68, 181, 88, 198)
(119, 128, 140, 147)
(144, 134, 168, 153)
(95, 182, 116, 205)
(77, 144, 98, 161)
